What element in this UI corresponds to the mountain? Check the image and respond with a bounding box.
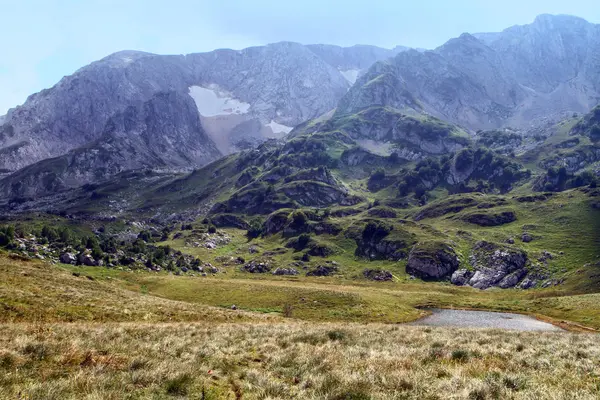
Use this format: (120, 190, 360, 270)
(0, 91, 220, 199)
(0, 42, 404, 176)
(337, 15, 600, 132)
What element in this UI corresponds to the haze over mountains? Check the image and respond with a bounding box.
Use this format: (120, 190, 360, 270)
(1, 14, 600, 199)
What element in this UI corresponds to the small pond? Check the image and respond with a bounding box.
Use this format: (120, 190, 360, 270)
(410, 308, 563, 331)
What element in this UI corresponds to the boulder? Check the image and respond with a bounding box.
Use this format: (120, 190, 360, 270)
(406, 242, 460, 280)
(451, 269, 474, 286)
(306, 264, 338, 277)
(521, 233, 533, 243)
(363, 269, 393, 281)
(243, 260, 272, 273)
(60, 252, 77, 265)
(263, 210, 290, 236)
(272, 267, 299, 276)
(463, 241, 529, 290)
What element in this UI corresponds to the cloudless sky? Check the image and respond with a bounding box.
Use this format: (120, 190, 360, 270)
(1, 0, 599, 114)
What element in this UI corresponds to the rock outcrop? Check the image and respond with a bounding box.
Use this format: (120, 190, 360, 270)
(451, 241, 529, 289)
(406, 242, 460, 280)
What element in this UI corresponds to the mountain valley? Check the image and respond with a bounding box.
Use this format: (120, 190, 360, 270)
(1, 12, 600, 399)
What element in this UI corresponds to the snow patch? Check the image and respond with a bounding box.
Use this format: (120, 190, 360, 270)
(266, 120, 293, 135)
(339, 69, 360, 85)
(189, 85, 250, 117)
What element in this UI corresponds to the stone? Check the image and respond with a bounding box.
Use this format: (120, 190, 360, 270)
(81, 254, 96, 266)
(363, 269, 393, 281)
(521, 233, 533, 243)
(451, 269, 474, 286)
(243, 260, 272, 273)
(406, 242, 459, 280)
(306, 264, 338, 277)
(60, 252, 77, 265)
(272, 267, 299, 276)
(462, 241, 529, 290)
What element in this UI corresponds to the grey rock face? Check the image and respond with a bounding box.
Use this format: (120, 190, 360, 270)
(337, 15, 600, 132)
(0, 42, 400, 174)
(406, 242, 460, 280)
(59, 252, 77, 265)
(463, 241, 529, 289)
(0, 91, 220, 198)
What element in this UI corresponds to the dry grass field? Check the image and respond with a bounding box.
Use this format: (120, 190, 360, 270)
(1, 322, 599, 399)
(1, 254, 600, 399)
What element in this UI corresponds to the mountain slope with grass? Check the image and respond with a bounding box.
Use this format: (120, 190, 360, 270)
(2, 105, 600, 294)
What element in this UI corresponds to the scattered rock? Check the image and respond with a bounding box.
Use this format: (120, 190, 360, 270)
(451, 269, 474, 286)
(272, 267, 299, 276)
(60, 252, 77, 265)
(521, 233, 533, 243)
(243, 260, 272, 273)
(363, 269, 393, 281)
(306, 264, 338, 277)
(231, 305, 237, 310)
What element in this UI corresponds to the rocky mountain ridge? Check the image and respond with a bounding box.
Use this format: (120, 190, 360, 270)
(336, 14, 600, 132)
(0, 42, 408, 174)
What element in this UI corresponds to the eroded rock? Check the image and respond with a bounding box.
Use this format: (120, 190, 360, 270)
(406, 242, 459, 280)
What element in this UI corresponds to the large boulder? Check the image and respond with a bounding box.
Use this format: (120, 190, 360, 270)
(406, 242, 460, 280)
(263, 210, 291, 236)
(243, 260, 272, 273)
(454, 241, 529, 289)
(60, 252, 77, 265)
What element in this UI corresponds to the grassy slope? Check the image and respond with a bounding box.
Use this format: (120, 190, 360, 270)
(2, 240, 600, 398)
(0, 253, 273, 324)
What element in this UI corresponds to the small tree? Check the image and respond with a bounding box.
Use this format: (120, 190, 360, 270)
(246, 219, 263, 239)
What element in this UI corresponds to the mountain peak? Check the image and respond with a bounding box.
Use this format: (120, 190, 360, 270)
(533, 13, 589, 26)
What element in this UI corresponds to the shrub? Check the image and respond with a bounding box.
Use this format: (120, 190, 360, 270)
(165, 373, 192, 396)
(138, 231, 152, 242)
(451, 349, 470, 362)
(207, 225, 217, 234)
(246, 219, 263, 239)
(0, 225, 15, 247)
(455, 149, 474, 172)
(327, 330, 347, 341)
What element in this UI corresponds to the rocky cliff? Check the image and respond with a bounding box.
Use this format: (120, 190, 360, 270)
(336, 15, 600, 132)
(0, 42, 404, 174)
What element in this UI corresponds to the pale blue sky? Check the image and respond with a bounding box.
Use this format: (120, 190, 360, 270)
(1, 0, 599, 114)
